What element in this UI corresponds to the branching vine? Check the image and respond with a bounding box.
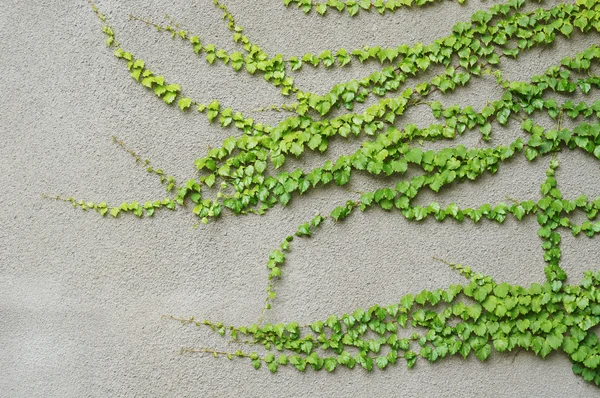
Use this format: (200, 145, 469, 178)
(49, 0, 600, 385)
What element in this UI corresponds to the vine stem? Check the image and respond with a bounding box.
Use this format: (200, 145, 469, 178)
(180, 347, 252, 359)
(129, 14, 163, 30)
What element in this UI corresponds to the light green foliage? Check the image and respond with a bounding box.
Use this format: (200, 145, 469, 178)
(284, 0, 451, 16)
(52, 0, 600, 386)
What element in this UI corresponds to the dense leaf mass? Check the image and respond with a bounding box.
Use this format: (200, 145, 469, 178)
(54, 0, 600, 385)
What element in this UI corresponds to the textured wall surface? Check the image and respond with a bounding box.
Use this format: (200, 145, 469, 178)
(2, 0, 600, 396)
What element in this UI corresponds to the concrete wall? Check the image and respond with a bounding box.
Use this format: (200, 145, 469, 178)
(2, 0, 600, 396)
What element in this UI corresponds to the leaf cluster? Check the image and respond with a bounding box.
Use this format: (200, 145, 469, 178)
(56, 0, 600, 386)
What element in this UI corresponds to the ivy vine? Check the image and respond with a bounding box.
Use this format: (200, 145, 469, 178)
(282, 0, 465, 16)
(48, 0, 600, 386)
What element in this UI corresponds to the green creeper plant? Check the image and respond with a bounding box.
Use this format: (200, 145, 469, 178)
(283, 0, 468, 16)
(47, 0, 600, 386)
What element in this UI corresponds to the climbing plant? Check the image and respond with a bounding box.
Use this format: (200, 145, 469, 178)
(48, 0, 600, 386)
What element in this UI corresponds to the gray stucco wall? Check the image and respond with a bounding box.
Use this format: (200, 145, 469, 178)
(2, 0, 600, 396)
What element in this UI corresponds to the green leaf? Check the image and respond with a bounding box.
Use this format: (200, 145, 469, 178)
(482, 295, 497, 312)
(493, 283, 510, 298)
(178, 97, 192, 110)
(277, 355, 288, 365)
(560, 23, 573, 37)
(405, 148, 423, 164)
(267, 361, 278, 373)
(493, 338, 508, 352)
(272, 154, 285, 169)
(355, 353, 373, 371)
(163, 91, 177, 104)
(466, 305, 482, 320)
(316, 101, 332, 115)
(324, 358, 337, 372)
(289, 142, 304, 157)
(475, 344, 491, 361)
(400, 293, 414, 310)
(375, 356, 388, 369)
(296, 223, 312, 237)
